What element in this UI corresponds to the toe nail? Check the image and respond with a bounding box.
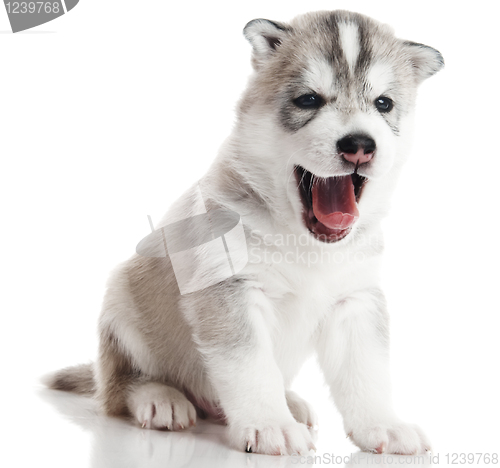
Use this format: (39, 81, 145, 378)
(376, 442, 386, 454)
(245, 442, 252, 453)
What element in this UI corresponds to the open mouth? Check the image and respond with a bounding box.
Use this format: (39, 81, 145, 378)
(294, 165, 368, 243)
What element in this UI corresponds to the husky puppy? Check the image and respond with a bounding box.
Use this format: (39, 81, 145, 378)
(47, 10, 443, 456)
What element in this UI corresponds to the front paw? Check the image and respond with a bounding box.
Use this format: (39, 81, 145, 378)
(347, 421, 431, 455)
(229, 419, 315, 456)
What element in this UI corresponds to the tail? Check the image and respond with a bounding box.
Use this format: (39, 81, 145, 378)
(43, 363, 96, 395)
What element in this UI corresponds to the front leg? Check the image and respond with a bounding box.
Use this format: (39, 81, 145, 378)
(316, 289, 431, 454)
(181, 282, 314, 456)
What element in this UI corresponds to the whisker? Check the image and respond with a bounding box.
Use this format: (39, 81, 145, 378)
(284, 145, 308, 189)
(309, 172, 315, 194)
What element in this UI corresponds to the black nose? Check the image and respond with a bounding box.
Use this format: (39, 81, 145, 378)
(337, 134, 376, 155)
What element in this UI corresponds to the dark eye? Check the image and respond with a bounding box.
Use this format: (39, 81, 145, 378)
(374, 96, 394, 113)
(293, 93, 324, 110)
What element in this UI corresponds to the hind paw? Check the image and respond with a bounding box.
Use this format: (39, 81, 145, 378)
(127, 382, 196, 431)
(286, 390, 318, 429)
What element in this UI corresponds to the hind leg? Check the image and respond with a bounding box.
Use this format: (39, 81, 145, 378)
(94, 327, 136, 417)
(95, 327, 196, 430)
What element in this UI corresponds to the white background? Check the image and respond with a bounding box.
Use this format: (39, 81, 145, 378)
(1, 0, 499, 467)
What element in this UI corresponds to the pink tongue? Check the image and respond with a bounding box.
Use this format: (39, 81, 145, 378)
(312, 175, 359, 230)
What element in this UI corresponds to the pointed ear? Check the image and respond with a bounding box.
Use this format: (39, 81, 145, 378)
(403, 41, 444, 84)
(243, 19, 289, 69)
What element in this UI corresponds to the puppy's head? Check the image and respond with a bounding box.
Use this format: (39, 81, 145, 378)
(238, 10, 443, 243)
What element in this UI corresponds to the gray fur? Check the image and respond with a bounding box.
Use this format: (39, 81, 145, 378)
(45, 363, 95, 395)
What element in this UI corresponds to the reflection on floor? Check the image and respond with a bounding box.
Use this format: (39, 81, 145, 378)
(38, 388, 434, 468)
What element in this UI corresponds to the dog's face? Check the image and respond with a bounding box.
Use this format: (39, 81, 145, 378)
(237, 11, 443, 244)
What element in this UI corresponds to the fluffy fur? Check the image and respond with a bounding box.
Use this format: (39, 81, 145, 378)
(46, 10, 443, 456)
